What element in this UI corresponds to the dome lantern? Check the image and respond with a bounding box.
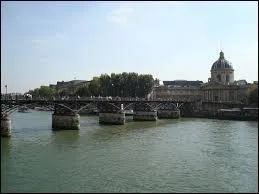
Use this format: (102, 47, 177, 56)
(219, 51, 224, 59)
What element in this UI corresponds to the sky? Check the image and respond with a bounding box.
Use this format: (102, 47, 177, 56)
(1, 1, 258, 93)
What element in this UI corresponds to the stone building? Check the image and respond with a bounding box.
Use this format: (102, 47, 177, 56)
(201, 51, 248, 102)
(49, 80, 90, 97)
(208, 51, 234, 84)
(149, 80, 203, 101)
(200, 82, 239, 102)
(149, 51, 253, 103)
(49, 80, 89, 90)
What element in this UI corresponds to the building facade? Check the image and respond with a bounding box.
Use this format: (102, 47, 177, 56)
(149, 80, 203, 101)
(201, 51, 247, 102)
(209, 51, 234, 84)
(149, 51, 253, 103)
(49, 80, 90, 96)
(49, 80, 89, 90)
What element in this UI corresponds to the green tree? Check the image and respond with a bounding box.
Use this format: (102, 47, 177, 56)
(136, 74, 154, 97)
(154, 78, 160, 86)
(247, 84, 258, 104)
(27, 88, 40, 99)
(88, 77, 101, 96)
(110, 73, 123, 97)
(57, 88, 68, 98)
(99, 74, 111, 96)
(26, 72, 158, 99)
(76, 84, 90, 97)
(127, 72, 138, 97)
(38, 86, 55, 99)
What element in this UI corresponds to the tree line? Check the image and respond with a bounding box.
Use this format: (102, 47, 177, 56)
(246, 84, 258, 105)
(27, 72, 159, 99)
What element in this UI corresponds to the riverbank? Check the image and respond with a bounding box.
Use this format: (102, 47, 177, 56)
(186, 107, 258, 121)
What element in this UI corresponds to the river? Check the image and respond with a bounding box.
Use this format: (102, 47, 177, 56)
(1, 110, 258, 193)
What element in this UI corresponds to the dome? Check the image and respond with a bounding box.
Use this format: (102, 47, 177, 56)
(211, 51, 233, 70)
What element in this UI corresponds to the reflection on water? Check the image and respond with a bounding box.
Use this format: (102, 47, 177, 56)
(1, 111, 258, 193)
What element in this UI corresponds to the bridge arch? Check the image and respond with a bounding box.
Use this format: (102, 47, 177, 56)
(144, 103, 154, 110)
(1, 105, 20, 118)
(76, 103, 98, 114)
(155, 102, 178, 110)
(106, 102, 122, 111)
(54, 103, 77, 114)
(123, 103, 134, 110)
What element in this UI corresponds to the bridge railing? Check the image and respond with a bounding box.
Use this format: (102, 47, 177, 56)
(1, 97, 196, 103)
(2, 97, 244, 103)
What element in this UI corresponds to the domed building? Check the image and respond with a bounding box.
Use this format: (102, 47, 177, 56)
(201, 51, 239, 102)
(209, 51, 234, 84)
(149, 50, 252, 104)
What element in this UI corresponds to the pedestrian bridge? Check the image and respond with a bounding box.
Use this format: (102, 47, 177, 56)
(1, 98, 204, 137)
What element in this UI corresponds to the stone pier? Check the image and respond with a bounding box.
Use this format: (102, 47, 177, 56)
(133, 110, 158, 121)
(157, 110, 180, 119)
(99, 112, 125, 125)
(52, 104, 80, 130)
(133, 102, 157, 121)
(52, 114, 80, 130)
(1, 116, 11, 137)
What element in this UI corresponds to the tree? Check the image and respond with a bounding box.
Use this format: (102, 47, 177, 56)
(136, 74, 154, 97)
(38, 86, 55, 99)
(76, 84, 90, 97)
(26, 72, 158, 99)
(99, 74, 111, 96)
(88, 77, 101, 96)
(57, 88, 68, 98)
(247, 84, 258, 105)
(154, 78, 160, 86)
(127, 72, 138, 97)
(27, 88, 40, 99)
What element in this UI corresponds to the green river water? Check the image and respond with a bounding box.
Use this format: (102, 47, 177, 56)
(1, 110, 258, 193)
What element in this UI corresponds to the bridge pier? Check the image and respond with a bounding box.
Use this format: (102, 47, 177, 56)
(157, 110, 180, 119)
(133, 110, 158, 121)
(1, 116, 11, 137)
(99, 112, 125, 125)
(52, 114, 80, 130)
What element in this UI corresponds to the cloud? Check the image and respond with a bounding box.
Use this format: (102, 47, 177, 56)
(107, 3, 134, 25)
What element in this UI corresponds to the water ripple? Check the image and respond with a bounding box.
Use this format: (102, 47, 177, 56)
(1, 112, 258, 193)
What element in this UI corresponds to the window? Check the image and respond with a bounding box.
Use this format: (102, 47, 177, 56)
(226, 74, 230, 82)
(217, 74, 221, 82)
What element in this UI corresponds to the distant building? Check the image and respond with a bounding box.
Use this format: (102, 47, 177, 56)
(149, 80, 203, 100)
(234, 80, 247, 86)
(149, 50, 251, 103)
(163, 80, 203, 87)
(50, 80, 89, 90)
(49, 80, 90, 96)
(149, 84, 202, 101)
(1, 93, 24, 100)
(208, 51, 234, 84)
